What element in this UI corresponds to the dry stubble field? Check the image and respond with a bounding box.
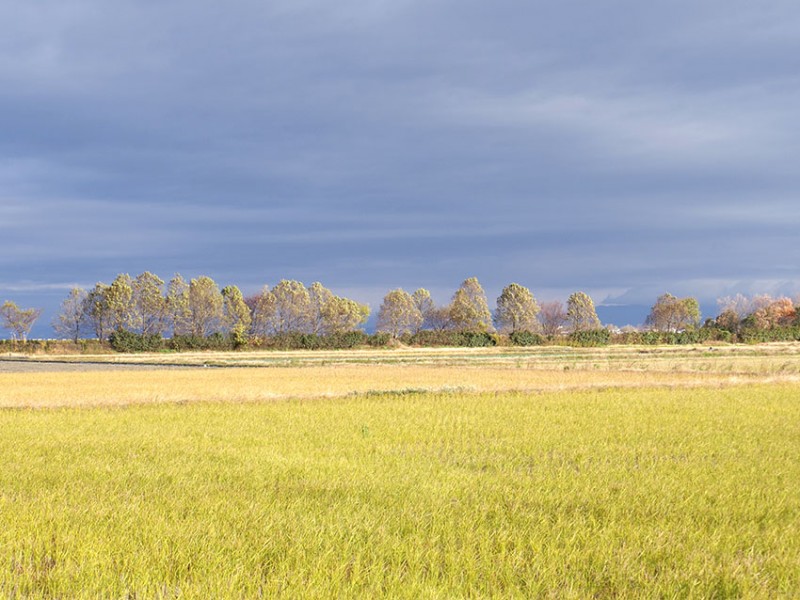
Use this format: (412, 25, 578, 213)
(1, 344, 799, 597)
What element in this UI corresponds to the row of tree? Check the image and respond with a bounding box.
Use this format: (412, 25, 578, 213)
(375, 279, 602, 336)
(44, 273, 370, 343)
(2, 274, 600, 342)
(3, 272, 800, 344)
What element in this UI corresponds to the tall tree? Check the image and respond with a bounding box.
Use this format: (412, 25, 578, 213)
(52, 287, 88, 342)
(715, 308, 740, 334)
(221, 285, 252, 338)
(566, 292, 601, 332)
(85, 283, 114, 341)
(449, 277, 493, 332)
(248, 287, 277, 337)
(270, 280, 311, 334)
(307, 282, 335, 335)
(320, 296, 370, 334)
(132, 272, 166, 335)
(645, 293, 701, 332)
(377, 289, 422, 337)
(539, 300, 567, 336)
(683, 297, 701, 327)
(751, 297, 796, 329)
(494, 283, 541, 333)
(411, 288, 435, 331)
(106, 274, 135, 332)
(0, 301, 42, 342)
(189, 276, 224, 337)
(167, 274, 192, 336)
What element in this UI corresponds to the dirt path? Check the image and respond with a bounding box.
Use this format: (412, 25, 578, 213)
(0, 359, 198, 373)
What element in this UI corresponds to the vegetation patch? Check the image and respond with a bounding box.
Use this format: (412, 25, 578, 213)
(1, 386, 798, 597)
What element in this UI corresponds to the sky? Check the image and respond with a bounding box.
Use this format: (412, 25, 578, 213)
(3, 0, 800, 336)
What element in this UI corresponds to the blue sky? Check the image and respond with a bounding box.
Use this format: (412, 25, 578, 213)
(3, 1, 800, 335)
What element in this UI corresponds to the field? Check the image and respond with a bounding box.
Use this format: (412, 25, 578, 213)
(1, 345, 800, 597)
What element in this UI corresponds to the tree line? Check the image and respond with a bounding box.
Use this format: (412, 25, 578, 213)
(45, 274, 370, 344)
(3, 273, 800, 347)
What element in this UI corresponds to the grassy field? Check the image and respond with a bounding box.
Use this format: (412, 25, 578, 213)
(1, 346, 799, 597)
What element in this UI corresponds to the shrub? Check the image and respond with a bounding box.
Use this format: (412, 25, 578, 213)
(461, 332, 496, 347)
(568, 329, 611, 347)
(403, 330, 496, 347)
(168, 334, 234, 351)
(247, 332, 370, 350)
(509, 331, 545, 346)
(367, 332, 393, 347)
(109, 329, 164, 353)
(738, 326, 800, 344)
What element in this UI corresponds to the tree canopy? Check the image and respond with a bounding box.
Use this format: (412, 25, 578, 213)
(645, 293, 701, 332)
(0, 301, 41, 342)
(566, 292, 600, 332)
(450, 277, 493, 333)
(9, 271, 799, 345)
(494, 283, 541, 333)
(377, 289, 423, 337)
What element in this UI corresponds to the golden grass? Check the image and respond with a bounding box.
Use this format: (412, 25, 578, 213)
(0, 364, 790, 408)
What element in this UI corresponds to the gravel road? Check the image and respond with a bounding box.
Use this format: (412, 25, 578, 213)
(0, 359, 195, 373)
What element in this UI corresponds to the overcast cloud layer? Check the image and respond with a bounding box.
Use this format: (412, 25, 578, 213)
(3, 1, 800, 334)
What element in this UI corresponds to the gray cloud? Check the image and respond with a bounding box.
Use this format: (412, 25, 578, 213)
(2, 0, 800, 335)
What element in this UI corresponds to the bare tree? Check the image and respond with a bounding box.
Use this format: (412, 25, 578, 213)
(1, 301, 42, 342)
(52, 287, 88, 342)
(539, 300, 567, 337)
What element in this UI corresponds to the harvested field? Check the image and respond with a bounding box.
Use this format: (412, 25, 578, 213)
(7, 341, 800, 374)
(0, 363, 794, 409)
(3, 343, 800, 408)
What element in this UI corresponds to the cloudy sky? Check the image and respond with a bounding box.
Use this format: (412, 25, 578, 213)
(3, 0, 800, 334)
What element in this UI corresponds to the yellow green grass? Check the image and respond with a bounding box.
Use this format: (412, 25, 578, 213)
(2, 384, 799, 597)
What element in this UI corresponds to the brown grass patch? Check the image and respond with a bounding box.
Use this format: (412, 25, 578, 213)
(0, 364, 784, 408)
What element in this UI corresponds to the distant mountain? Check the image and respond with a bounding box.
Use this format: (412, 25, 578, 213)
(595, 305, 650, 328)
(597, 302, 717, 329)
